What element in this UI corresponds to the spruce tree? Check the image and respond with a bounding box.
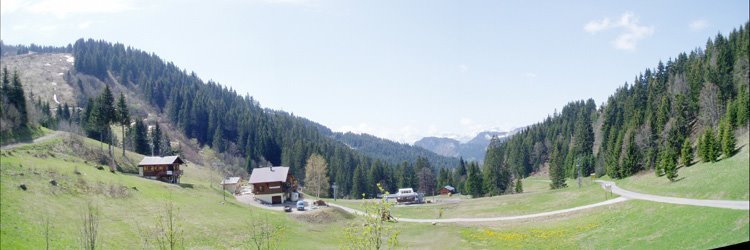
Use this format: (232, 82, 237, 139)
(722, 121, 736, 158)
(680, 138, 693, 167)
(664, 147, 679, 182)
(549, 146, 567, 189)
(702, 129, 719, 162)
(697, 133, 706, 161)
(350, 164, 366, 199)
(151, 123, 162, 156)
(10, 71, 28, 126)
(464, 162, 484, 198)
(116, 93, 130, 156)
(515, 178, 523, 193)
(212, 124, 224, 152)
(132, 119, 150, 155)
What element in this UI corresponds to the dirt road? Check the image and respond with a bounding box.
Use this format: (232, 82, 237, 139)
(594, 180, 749, 210)
(1, 131, 64, 150)
(327, 180, 749, 223)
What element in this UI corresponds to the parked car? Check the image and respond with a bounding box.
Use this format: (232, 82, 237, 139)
(296, 200, 305, 211)
(284, 206, 292, 212)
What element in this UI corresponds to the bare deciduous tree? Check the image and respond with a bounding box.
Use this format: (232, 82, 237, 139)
(155, 201, 183, 250)
(304, 153, 329, 198)
(79, 202, 99, 250)
(699, 83, 723, 129)
(247, 212, 285, 250)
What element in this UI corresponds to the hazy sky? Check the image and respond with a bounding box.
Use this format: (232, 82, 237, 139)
(2, 0, 748, 143)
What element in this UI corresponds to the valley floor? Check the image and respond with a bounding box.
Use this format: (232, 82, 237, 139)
(1, 130, 748, 249)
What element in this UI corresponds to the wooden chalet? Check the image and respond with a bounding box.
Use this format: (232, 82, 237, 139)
(248, 166, 298, 204)
(439, 185, 456, 195)
(138, 155, 184, 184)
(221, 176, 242, 194)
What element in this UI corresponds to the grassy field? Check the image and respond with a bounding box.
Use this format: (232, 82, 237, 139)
(319, 175, 610, 220)
(389, 178, 611, 219)
(0, 135, 343, 249)
(1, 131, 748, 249)
(616, 130, 750, 200)
(458, 200, 748, 249)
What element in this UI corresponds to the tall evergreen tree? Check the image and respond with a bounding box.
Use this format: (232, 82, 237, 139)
(132, 119, 150, 155)
(9, 70, 28, 126)
(212, 122, 224, 152)
(663, 146, 679, 182)
(721, 120, 736, 158)
(99, 85, 115, 146)
(116, 93, 130, 157)
(350, 164, 366, 199)
(151, 123, 162, 156)
(549, 145, 567, 189)
(464, 162, 484, 198)
(680, 138, 693, 167)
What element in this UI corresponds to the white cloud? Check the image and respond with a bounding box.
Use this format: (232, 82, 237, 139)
(78, 21, 92, 29)
(458, 64, 469, 73)
(12, 25, 28, 30)
(584, 18, 611, 33)
(0, 0, 29, 14)
(26, 0, 135, 18)
(584, 12, 654, 51)
(689, 19, 709, 31)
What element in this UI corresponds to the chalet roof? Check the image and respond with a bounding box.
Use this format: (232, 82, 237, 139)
(443, 185, 456, 192)
(138, 156, 184, 166)
(248, 166, 290, 184)
(221, 177, 241, 185)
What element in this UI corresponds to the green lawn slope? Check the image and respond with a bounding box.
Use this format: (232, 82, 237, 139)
(1, 131, 747, 249)
(616, 130, 750, 200)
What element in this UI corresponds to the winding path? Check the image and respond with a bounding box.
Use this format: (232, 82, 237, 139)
(326, 181, 749, 224)
(594, 180, 749, 210)
(1, 131, 64, 150)
(329, 197, 629, 223)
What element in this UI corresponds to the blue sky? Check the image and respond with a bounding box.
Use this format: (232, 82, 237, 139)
(2, 0, 748, 143)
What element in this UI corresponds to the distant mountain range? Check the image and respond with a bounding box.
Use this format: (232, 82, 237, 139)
(414, 129, 522, 163)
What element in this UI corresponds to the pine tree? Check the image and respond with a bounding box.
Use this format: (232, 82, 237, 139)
(151, 123, 162, 156)
(116, 93, 130, 157)
(515, 178, 523, 193)
(664, 146, 679, 182)
(722, 120, 736, 158)
(132, 119, 150, 155)
(680, 138, 693, 167)
(621, 133, 640, 177)
(701, 129, 719, 162)
(99, 86, 116, 151)
(464, 162, 484, 198)
(656, 145, 672, 177)
(9, 70, 28, 126)
(697, 133, 706, 161)
(656, 96, 670, 134)
(549, 146, 567, 189)
(212, 124, 224, 152)
(350, 164, 366, 199)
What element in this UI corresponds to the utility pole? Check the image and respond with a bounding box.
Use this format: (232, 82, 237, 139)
(332, 182, 337, 201)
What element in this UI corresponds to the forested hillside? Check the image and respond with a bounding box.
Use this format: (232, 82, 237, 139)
(331, 132, 459, 168)
(66, 39, 454, 198)
(480, 22, 749, 194)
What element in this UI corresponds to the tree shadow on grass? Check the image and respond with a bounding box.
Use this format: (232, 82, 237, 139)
(179, 183, 194, 188)
(671, 177, 686, 182)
